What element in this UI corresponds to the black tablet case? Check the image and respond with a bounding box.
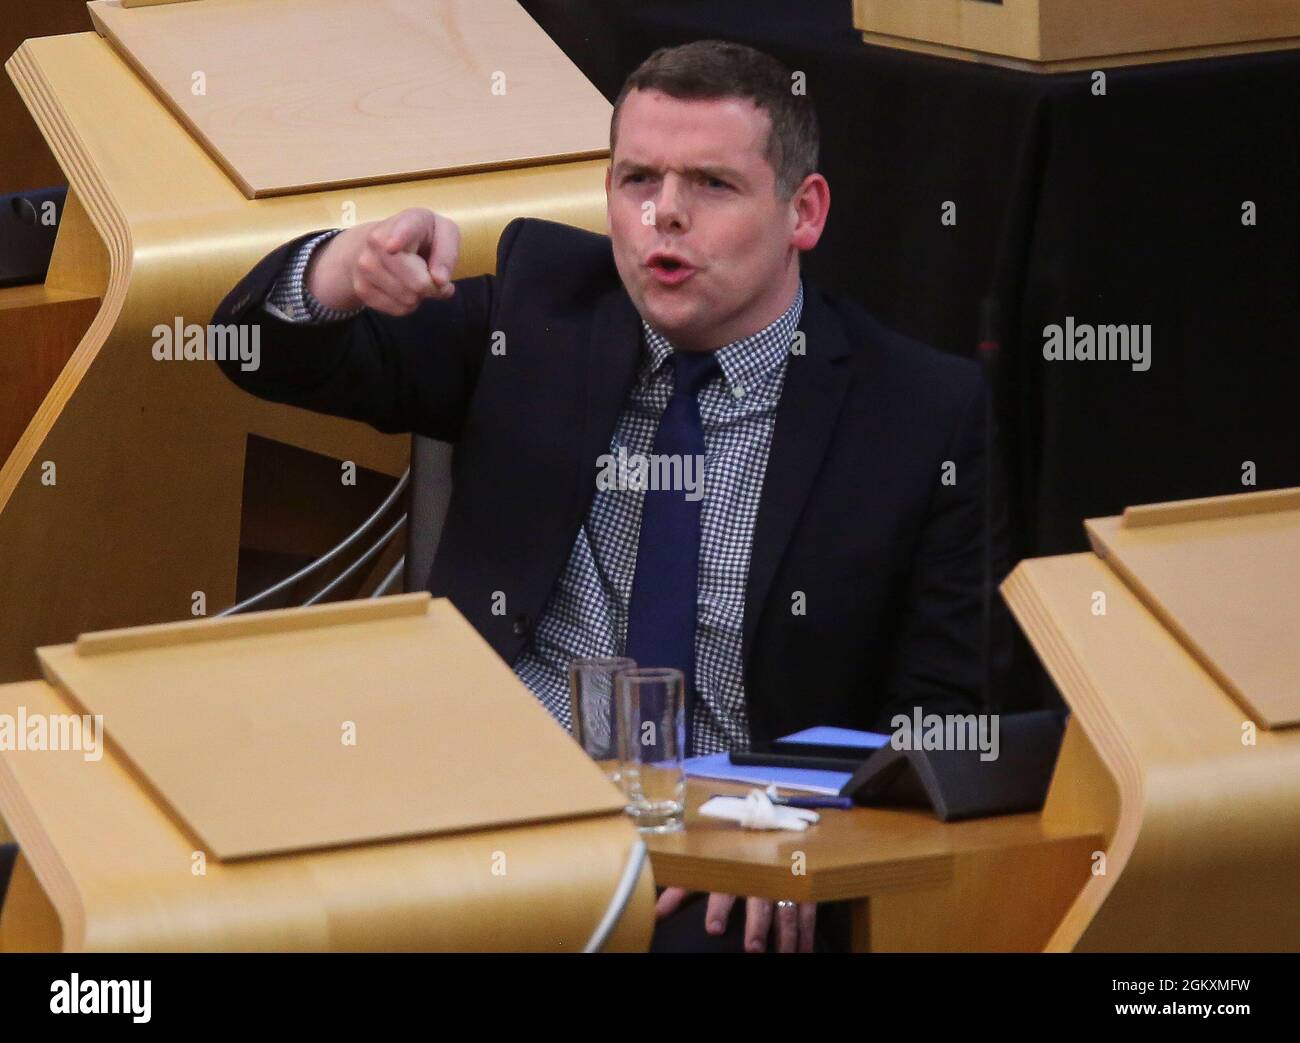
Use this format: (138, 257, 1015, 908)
(839, 709, 1068, 821)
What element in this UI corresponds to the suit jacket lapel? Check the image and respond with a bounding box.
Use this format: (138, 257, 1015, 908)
(742, 283, 852, 664)
(572, 285, 643, 529)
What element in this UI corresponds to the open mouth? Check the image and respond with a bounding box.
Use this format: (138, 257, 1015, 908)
(647, 254, 696, 285)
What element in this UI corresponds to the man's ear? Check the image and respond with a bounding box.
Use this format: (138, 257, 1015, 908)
(791, 173, 830, 253)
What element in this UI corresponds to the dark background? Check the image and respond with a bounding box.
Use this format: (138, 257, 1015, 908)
(524, 0, 1300, 710)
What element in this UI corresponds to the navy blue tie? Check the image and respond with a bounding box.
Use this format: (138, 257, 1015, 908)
(624, 350, 719, 756)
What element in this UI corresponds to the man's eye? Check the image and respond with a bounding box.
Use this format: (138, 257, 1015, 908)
(706, 178, 730, 190)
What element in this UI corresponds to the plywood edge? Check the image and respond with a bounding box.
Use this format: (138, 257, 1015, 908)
(1000, 559, 1143, 951)
(0, 37, 132, 516)
(0, 682, 89, 950)
(0, 763, 85, 947)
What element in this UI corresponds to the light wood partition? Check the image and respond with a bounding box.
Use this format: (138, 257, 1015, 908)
(0, 595, 654, 951)
(1002, 488, 1300, 950)
(0, 4, 611, 684)
(852, 0, 1300, 71)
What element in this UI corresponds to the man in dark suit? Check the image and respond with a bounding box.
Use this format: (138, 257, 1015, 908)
(212, 40, 997, 952)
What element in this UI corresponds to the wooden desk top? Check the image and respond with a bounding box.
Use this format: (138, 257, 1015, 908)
(645, 778, 1101, 904)
(88, 0, 612, 198)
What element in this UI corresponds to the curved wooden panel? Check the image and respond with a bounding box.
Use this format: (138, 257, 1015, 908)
(0, 676, 654, 952)
(1003, 553, 1300, 951)
(0, 31, 609, 682)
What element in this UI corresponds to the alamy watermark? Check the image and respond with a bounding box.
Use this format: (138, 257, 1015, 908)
(890, 709, 1000, 762)
(595, 448, 706, 502)
(152, 317, 260, 372)
(1043, 317, 1151, 372)
(50, 974, 150, 1022)
(0, 706, 104, 761)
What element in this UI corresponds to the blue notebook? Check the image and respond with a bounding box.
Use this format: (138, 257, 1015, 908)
(685, 726, 889, 795)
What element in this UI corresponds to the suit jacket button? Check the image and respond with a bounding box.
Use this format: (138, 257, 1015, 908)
(512, 615, 529, 636)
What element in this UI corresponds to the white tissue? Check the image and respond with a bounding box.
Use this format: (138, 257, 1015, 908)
(698, 788, 820, 831)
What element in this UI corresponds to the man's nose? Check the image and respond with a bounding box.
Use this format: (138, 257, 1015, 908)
(654, 174, 690, 233)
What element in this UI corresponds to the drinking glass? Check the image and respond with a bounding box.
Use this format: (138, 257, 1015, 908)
(616, 667, 686, 833)
(568, 656, 636, 785)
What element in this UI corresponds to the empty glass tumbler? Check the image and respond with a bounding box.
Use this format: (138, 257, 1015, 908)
(616, 667, 686, 833)
(568, 656, 637, 785)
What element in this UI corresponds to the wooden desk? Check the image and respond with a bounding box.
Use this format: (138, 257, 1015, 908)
(645, 778, 1102, 952)
(0, 595, 656, 953)
(1, 11, 611, 684)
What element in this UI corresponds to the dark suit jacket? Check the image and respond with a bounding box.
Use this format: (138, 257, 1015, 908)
(212, 217, 997, 739)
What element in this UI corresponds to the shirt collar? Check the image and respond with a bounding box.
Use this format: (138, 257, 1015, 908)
(639, 279, 804, 393)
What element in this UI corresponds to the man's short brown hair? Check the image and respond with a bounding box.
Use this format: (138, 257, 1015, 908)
(610, 40, 820, 200)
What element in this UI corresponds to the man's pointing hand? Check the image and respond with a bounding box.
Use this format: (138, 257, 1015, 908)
(306, 207, 461, 316)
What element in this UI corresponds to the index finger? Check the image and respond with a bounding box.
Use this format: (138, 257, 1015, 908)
(377, 209, 431, 255)
(427, 216, 461, 285)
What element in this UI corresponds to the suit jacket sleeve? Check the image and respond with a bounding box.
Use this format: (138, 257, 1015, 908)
(210, 218, 523, 442)
(875, 371, 1005, 726)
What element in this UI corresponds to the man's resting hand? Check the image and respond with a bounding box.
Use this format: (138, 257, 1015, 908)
(656, 887, 817, 953)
